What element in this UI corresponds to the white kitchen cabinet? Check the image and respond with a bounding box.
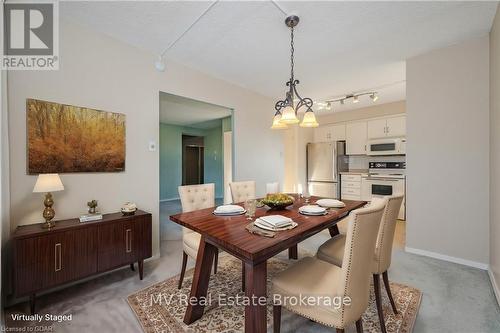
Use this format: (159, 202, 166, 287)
(367, 115, 406, 139)
(367, 119, 387, 139)
(341, 174, 363, 200)
(386, 116, 406, 137)
(346, 122, 367, 155)
(313, 124, 346, 142)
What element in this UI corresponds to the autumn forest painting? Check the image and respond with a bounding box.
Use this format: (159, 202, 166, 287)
(27, 99, 126, 174)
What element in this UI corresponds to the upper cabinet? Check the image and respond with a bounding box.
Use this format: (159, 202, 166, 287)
(367, 115, 406, 139)
(346, 122, 367, 155)
(313, 124, 346, 142)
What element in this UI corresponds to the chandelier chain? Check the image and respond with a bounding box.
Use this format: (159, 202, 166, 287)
(290, 26, 294, 82)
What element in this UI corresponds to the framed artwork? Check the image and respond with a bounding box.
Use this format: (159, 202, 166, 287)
(27, 98, 126, 174)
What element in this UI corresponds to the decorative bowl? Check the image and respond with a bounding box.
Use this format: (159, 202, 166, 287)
(261, 193, 294, 210)
(121, 208, 137, 216)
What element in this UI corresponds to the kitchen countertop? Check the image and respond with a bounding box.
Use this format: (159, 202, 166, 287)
(340, 169, 369, 175)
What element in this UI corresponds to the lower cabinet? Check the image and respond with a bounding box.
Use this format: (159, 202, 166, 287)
(12, 211, 152, 314)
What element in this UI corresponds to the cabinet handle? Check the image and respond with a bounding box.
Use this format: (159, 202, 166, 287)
(55, 243, 62, 272)
(126, 229, 132, 253)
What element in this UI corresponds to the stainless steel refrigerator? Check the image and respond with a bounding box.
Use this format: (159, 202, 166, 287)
(307, 141, 349, 199)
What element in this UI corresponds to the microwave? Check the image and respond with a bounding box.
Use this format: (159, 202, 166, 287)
(366, 137, 406, 156)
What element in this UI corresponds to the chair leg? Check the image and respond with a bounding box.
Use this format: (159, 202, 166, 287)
(273, 305, 281, 333)
(355, 318, 363, 333)
(213, 250, 218, 274)
(373, 274, 387, 333)
(382, 271, 398, 314)
(335, 329, 344, 333)
(178, 251, 188, 289)
(241, 262, 246, 291)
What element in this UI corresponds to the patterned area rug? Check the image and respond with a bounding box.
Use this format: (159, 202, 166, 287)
(128, 255, 421, 333)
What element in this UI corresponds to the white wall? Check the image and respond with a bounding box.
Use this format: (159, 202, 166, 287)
(490, 6, 500, 303)
(406, 36, 490, 266)
(282, 127, 313, 193)
(7, 20, 284, 257)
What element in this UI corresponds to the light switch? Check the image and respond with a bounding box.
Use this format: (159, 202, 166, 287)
(148, 140, 156, 152)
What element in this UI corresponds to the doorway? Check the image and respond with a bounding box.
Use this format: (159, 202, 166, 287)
(182, 135, 204, 185)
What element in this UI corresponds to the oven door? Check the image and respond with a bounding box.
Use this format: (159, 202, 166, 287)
(362, 177, 405, 219)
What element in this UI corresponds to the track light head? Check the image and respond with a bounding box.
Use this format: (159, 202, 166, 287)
(370, 93, 379, 102)
(326, 102, 332, 110)
(353, 95, 359, 103)
(155, 55, 166, 72)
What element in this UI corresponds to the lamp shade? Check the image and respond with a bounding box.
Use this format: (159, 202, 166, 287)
(33, 174, 64, 193)
(280, 105, 299, 124)
(299, 109, 319, 127)
(271, 112, 288, 129)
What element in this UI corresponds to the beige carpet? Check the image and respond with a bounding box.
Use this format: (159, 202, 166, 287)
(128, 255, 421, 333)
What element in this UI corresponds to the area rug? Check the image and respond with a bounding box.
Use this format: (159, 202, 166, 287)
(127, 255, 421, 333)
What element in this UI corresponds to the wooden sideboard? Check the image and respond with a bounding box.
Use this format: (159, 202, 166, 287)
(11, 210, 152, 314)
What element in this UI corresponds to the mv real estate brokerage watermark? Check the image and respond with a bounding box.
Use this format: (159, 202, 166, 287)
(2, 0, 59, 70)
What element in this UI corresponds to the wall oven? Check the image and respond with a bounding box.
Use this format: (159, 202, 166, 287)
(366, 137, 406, 156)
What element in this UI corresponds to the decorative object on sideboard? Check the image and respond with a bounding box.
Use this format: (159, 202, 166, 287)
(87, 199, 98, 214)
(121, 202, 137, 216)
(27, 98, 126, 173)
(32, 173, 64, 229)
(271, 15, 318, 129)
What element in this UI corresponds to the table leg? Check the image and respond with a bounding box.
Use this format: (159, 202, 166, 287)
(183, 237, 217, 325)
(329, 224, 340, 237)
(288, 245, 298, 259)
(244, 261, 267, 333)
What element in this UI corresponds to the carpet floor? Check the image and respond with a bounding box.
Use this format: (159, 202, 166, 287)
(128, 255, 421, 333)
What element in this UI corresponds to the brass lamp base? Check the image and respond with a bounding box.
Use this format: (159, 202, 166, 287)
(41, 192, 56, 229)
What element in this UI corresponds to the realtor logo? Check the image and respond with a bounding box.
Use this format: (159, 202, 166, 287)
(2, 1, 59, 70)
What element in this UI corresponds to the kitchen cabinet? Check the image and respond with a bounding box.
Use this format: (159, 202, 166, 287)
(367, 115, 406, 139)
(341, 174, 363, 200)
(313, 124, 346, 142)
(346, 122, 367, 155)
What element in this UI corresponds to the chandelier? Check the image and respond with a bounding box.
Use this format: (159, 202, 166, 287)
(271, 15, 318, 130)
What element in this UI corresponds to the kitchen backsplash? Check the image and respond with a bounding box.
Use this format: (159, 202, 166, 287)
(348, 155, 406, 170)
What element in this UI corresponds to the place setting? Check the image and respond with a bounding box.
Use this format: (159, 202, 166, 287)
(299, 198, 346, 216)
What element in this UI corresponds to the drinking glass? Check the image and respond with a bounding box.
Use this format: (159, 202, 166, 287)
(245, 199, 257, 220)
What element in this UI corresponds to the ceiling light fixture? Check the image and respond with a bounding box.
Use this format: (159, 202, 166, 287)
(352, 95, 359, 103)
(325, 91, 380, 109)
(155, 55, 166, 72)
(272, 15, 318, 129)
(370, 93, 379, 102)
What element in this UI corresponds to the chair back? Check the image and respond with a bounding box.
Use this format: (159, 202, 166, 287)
(373, 195, 404, 273)
(339, 199, 385, 325)
(178, 184, 215, 237)
(229, 181, 256, 203)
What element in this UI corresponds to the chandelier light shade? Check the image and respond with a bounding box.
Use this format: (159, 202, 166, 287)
(300, 109, 319, 127)
(271, 112, 288, 129)
(272, 15, 316, 129)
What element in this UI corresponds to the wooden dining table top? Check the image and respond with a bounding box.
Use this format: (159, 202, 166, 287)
(170, 195, 367, 263)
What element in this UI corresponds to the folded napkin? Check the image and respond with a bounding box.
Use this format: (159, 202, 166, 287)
(258, 215, 293, 228)
(246, 223, 276, 238)
(214, 204, 245, 214)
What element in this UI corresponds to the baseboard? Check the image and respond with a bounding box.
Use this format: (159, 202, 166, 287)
(405, 246, 489, 270)
(160, 197, 179, 202)
(488, 268, 500, 307)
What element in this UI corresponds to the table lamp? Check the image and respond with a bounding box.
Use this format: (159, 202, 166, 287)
(33, 173, 64, 229)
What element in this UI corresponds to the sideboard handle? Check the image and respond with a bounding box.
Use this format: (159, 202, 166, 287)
(55, 243, 62, 272)
(126, 229, 132, 253)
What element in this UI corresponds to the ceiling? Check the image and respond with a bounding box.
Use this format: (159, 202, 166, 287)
(159, 92, 231, 128)
(62, 1, 498, 113)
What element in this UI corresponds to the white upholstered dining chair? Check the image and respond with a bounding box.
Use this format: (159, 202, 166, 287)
(316, 195, 404, 333)
(272, 199, 386, 333)
(229, 181, 256, 203)
(177, 183, 217, 289)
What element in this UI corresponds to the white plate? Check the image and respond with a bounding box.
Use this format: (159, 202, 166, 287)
(299, 205, 326, 214)
(213, 210, 246, 216)
(214, 205, 245, 214)
(316, 199, 346, 208)
(299, 211, 328, 216)
(254, 219, 298, 231)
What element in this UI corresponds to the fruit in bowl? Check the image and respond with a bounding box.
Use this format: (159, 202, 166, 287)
(261, 193, 294, 210)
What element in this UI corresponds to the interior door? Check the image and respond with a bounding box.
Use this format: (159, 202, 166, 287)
(307, 143, 335, 182)
(184, 146, 204, 185)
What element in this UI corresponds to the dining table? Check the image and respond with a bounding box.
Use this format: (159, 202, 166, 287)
(169, 195, 367, 333)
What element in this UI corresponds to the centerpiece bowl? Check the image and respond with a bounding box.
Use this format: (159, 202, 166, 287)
(261, 193, 295, 210)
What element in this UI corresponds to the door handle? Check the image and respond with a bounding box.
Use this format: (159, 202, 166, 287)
(55, 243, 62, 272)
(126, 229, 132, 253)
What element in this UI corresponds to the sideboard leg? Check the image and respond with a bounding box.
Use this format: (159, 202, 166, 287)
(29, 294, 36, 315)
(138, 260, 144, 280)
(130, 263, 135, 271)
